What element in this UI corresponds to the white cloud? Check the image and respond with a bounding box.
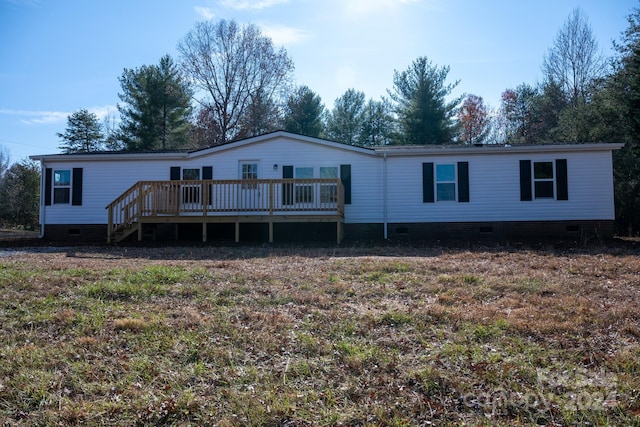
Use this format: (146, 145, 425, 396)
(0, 106, 116, 125)
(0, 109, 69, 125)
(194, 6, 216, 20)
(261, 24, 311, 46)
(87, 105, 117, 121)
(218, 0, 289, 11)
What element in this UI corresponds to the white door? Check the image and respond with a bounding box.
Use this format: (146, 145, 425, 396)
(239, 161, 260, 210)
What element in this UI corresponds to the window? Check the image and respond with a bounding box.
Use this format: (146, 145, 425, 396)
(182, 168, 200, 180)
(53, 170, 71, 204)
(533, 161, 554, 198)
(519, 159, 568, 201)
(241, 163, 258, 189)
(423, 162, 469, 203)
(295, 167, 314, 203)
(182, 169, 200, 204)
(320, 167, 338, 204)
(436, 164, 456, 201)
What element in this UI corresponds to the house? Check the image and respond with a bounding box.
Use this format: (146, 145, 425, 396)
(29, 131, 622, 243)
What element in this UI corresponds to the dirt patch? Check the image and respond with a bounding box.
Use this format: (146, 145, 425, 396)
(0, 228, 39, 239)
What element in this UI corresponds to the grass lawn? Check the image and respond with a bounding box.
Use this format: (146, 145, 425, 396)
(0, 243, 639, 426)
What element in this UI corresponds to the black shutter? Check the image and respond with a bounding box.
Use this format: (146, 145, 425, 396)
(44, 168, 52, 206)
(282, 165, 293, 205)
(519, 160, 532, 201)
(72, 168, 83, 206)
(170, 166, 180, 180)
(457, 162, 469, 203)
(556, 159, 568, 200)
(340, 164, 351, 205)
(422, 162, 434, 203)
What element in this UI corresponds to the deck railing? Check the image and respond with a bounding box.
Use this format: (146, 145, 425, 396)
(107, 179, 344, 239)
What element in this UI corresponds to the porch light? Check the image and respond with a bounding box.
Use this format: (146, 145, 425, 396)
(273, 164, 278, 171)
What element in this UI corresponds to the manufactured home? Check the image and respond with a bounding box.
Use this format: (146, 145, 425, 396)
(30, 131, 622, 243)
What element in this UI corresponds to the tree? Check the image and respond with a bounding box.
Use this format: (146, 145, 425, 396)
(57, 109, 104, 153)
(178, 19, 294, 146)
(532, 80, 567, 142)
(359, 98, 396, 146)
(0, 160, 40, 229)
(236, 88, 280, 139)
(102, 109, 124, 151)
(457, 94, 491, 145)
(191, 105, 221, 149)
(609, 6, 640, 235)
(0, 146, 9, 180)
(326, 89, 366, 145)
(281, 85, 325, 138)
(542, 8, 606, 108)
(389, 56, 461, 144)
(118, 54, 193, 151)
(498, 84, 540, 144)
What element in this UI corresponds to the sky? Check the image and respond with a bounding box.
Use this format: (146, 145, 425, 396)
(0, 0, 636, 161)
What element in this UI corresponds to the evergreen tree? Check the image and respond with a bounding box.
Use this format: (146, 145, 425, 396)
(326, 89, 366, 145)
(57, 109, 104, 153)
(118, 54, 193, 151)
(359, 98, 396, 146)
(389, 56, 461, 144)
(282, 86, 325, 138)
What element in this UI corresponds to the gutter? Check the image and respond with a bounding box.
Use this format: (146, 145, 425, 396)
(38, 161, 45, 239)
(383, 151, 388, 239)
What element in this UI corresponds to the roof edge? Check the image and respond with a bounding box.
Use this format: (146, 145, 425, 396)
(186, 130, 376, 158)
(375, 143, 624, 156)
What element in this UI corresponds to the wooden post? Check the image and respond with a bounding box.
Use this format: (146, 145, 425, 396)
(107, 205, 113, 243)
(137, 185, 143, 241)
(235, 220, 240, 243)
(269, 182, 274, 215)
(202, 181, 208, 243)
(337, 221, 343, 245)
(269, 221, 274, 243)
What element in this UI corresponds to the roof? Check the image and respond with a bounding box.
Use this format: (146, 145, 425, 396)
(30, 130, 623, 162)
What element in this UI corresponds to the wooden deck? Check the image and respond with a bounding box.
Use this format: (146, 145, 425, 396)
(106, 179, 345, 243)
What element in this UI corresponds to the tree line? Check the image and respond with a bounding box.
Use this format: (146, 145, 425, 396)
(2, 7, 640, 234)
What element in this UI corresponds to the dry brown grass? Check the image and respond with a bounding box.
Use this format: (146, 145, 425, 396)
(0, 243, 639, 425)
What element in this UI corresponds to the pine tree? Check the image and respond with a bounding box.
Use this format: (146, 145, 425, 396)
(282, 86, 325, 138)
(389, 56, 461, 144)
(57, 109, 104, 153)
(118, 55, 193, 151)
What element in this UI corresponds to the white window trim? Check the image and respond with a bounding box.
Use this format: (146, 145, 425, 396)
(532, 160, 556, 199)
(435, 163, 457, 202)
(53, 169, 71, 205)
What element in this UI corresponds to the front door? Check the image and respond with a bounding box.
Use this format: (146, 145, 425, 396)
(238, 161, 260, 210)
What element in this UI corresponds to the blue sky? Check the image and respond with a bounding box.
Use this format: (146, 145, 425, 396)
(0, 0, 636, 161)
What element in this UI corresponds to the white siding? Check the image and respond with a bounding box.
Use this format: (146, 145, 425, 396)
(37, 134, 617, 227)
(385, 150, 615, 223)
(41, 137, 383, 225)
